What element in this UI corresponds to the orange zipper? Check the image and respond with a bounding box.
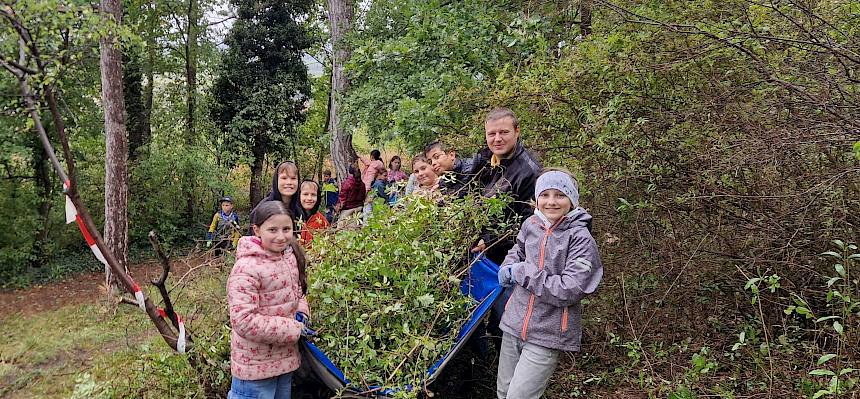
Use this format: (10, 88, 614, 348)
(561, 307, 569, 332)
(520, 216, 564, 341)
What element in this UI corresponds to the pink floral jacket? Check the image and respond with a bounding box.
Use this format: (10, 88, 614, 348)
(227, 236, 310, 380)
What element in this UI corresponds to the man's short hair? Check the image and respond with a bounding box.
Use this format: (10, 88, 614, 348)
(485, 107, 519, 129)
(322, 169, 331, 176)
(423, 140, 455, 155)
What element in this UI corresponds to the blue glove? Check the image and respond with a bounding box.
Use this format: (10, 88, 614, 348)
(296, 312, 316, 337)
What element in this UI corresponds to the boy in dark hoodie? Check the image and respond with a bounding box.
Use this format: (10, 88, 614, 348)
(424, 140, 474, 198)
(496, 168, 604, 399)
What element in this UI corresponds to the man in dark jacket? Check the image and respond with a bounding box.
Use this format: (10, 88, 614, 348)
(467, 107, 542, 361)
(469, 107, 542, 264)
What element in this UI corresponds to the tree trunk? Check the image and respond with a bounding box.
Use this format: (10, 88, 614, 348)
(141, 41, 153, 152)
(249, 134, 266, 208)
(124, 50, 146, 161)
(100, 0, 130, 295)
(185, 0, 198, 146)
(29, 137, 53, 268)
(183, 0, 199, 221)
(326, 0, 357, 182)
(579, 0, 593, 37)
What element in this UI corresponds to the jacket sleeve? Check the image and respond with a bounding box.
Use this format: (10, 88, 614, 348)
(501, 224, 528, 266)
(207, 214, 218, 240)
(513, 234, 604, 307)
(297, 296, 310, 319)
(227, 269, 304, 345)
(338, 179, 353, 203)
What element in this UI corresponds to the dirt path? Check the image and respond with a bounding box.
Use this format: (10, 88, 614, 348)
(0, 258, 200, 317)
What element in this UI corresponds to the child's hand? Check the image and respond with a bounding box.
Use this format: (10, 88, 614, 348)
(295, 312, 311, 328)
(296, 312, 316, 337)
(498, 265, 514, 287)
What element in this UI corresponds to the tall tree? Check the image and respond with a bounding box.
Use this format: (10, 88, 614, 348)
(184, 0, 198, 146)
(326, 0, 356, 181)
(123, 50, 147, 161)
(211, 0, 313, 207)
(100, 0, 130, 293)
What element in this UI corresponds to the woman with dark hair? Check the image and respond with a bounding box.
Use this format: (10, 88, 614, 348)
(359, 149, 385, 192)
(247, 161, 303, 235)
(335, 164, 366, 224)
(387, 155, 407, 183)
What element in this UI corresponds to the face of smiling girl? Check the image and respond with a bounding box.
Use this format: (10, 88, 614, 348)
(253, 213, 294, 255)
(537, 188, 573, 224)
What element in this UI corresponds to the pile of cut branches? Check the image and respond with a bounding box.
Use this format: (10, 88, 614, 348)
(307, 194, 509, 396)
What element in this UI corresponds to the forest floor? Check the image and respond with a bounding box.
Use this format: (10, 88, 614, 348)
(0, 258, 206, 398)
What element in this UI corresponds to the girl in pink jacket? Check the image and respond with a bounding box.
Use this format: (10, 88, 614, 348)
(227, 200, 313, 399)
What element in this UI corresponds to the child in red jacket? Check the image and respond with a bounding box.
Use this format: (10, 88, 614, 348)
(297, 180, 329, 246)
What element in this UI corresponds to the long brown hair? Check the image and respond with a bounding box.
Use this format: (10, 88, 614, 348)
(252, 201, 308, 295)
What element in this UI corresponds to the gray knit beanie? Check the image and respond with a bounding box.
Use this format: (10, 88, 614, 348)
(535, 170, 579, 206)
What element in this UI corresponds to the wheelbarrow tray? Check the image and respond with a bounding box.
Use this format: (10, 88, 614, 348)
(300, 256, 502, 398)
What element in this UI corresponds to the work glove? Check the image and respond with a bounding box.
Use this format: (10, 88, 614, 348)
(498, 264, 515, 287)
(205, 240, 212, 248)
(296, 312, 316, 337)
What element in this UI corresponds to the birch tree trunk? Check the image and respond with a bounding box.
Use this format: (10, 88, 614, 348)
(327, 0, 357, 181)
(100, 0, 129, 295)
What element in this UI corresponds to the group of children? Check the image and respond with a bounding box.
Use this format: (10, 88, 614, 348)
(215, 150, 603, 399)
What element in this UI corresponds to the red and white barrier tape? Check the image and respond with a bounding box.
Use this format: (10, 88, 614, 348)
(64, 180, 146, 312)
(158, 308, 187, 353)
(132, 282, 146, 312)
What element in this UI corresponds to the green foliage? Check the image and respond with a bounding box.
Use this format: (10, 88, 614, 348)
(210, 0, 314, 169)
(343, 0, 545, 148)
(307, 194, 505, 394)
(795, 240, 860, 398)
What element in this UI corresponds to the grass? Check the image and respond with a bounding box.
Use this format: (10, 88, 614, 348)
(0, 263, 231, 399)
(0, 302, 153, 398)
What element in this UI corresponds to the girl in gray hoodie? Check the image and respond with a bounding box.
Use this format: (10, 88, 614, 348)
(496, 168, 604, 399)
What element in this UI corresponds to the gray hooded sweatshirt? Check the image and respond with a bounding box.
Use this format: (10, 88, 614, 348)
(499, 208, 604, 352)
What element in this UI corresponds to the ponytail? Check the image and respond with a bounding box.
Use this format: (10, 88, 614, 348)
(290, 239, 308, 295)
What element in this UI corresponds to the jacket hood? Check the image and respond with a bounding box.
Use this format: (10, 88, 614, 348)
(236, 235, 291, 260)
(258, 167, 301, 219)
(534, 207, 592, 232)
(295, 181, 322, 222)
